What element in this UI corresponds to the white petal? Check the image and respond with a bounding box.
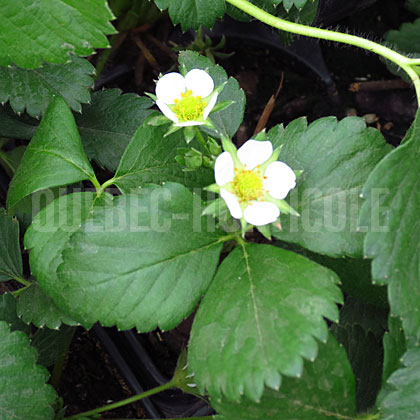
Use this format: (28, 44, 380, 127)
(156, 100, 179, 123)
(155, 72, 186, 104)
(214, 152, 235, 186)
(237, 140, 273, 170)
(185, 69, 214, 98)
(263, 161, 296, 199)
(220, 188, 242, 219)
(203, 92, 218, 119)
(174, 120, 205, 127)
(244, 201, 280, 226)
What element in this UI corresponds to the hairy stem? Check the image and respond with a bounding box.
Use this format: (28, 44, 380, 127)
(225, 0, 420, 105)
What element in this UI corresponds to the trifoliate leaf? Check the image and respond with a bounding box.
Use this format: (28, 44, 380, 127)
(27, 183, 226, 331)
(377, 347, 420, 420)
(382, 316, 407, 384)
(155, 0, 225, 31)
(0, 209, 23, 281)
(212, 334, 356, 420)
(113, 123, 213, 194)
(0, 293, 30, 334)
(385, 18, 420, 55)
(0, 104, 37, 140)
(31, 325, 75, 367)
(0, 321, 56, 420)
(0, 56, 94, 118)
(178, 51, 246, 138)
(405, 0, 420, 16)
(16, 282, 79, 329)
(331, 298, 385, 413)
(189, 243, 342, 401)
(6, 97, 96, 210)
(359, 110, 420, 343)
(275, 241, 388, 308)
(25, 191, 107, 328)
(0, 0, 116, 68)
(75, 89, 154, 172)
(273, 116, 391, 257)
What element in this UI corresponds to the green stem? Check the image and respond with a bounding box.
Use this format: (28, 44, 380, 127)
(225, 0, 420, 105)
(101, 177, 117, 191)
(90, 176, 102, 194)
(64, 381, 175, 420)
(194, 126, 208, 151)
(11, 283, 30, 298)
(15, 276, 31, 287)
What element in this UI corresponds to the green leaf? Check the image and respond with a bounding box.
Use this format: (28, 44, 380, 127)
(377, 347, 420, 420)
(6, 96, 96, 210)
(359, 110, 420, 343)
(0, 0, 115, 68)
(28, 183, 225, 331)
(113, 123, 214, 194)
(25, 191, 104, 323)
(272, 116, 391, 257)
(178, 51, 246, 138)
(0, 105, 37, 140)
(0, 293, 30, 334)
(334, 296, 387, 341)
(405, 0, 420, 16)
(0, 209, 23, 281)
(189, 243, 343, 401)
(0, 320, 56, 420)
(212, 334, 356, 420)
(331, 298, 386, 413)
(75, 89, 154, 172)
(385, 18, 420, 55)
(157, 0, 226, 31)
(31, 325, 75, 367)
(275, 241, 388, 308)
(16, 282, 79, 329)
(382, 316, 407, 384)
(0, 145, 26, 177)
(0, 56, 94, 118)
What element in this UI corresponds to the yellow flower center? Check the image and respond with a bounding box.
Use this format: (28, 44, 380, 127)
(232, 169, 264, 202)
(173, 90, 207, 122)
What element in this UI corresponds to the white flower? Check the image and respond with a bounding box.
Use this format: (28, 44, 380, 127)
(214, 139, 297, 226)
(155, 69, 218, 127)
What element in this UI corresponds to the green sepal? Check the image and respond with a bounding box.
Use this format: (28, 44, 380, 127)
(253, 129, 267, 141)
(184, 126, 195, 144)
(202, 197, 228, 218)
(221, 135, 242, 168)
(164, 124, 183, 137)
(203, 118, 217, 130)
(205, 183, 221, 193)
(144, 92, 157, 101)
(184, 147, 203, 169)
(206, 137, 222, 156)
(147, 114, 171, 126)
(210, 100, 235, 114)
(275, 198, 300, 216)
(294, 169, 304, 178)
(214, 81, 228, 94)
(257, 223, 272, 240)
(240, 217, 248, 237)
(260, 145, 282, 172)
